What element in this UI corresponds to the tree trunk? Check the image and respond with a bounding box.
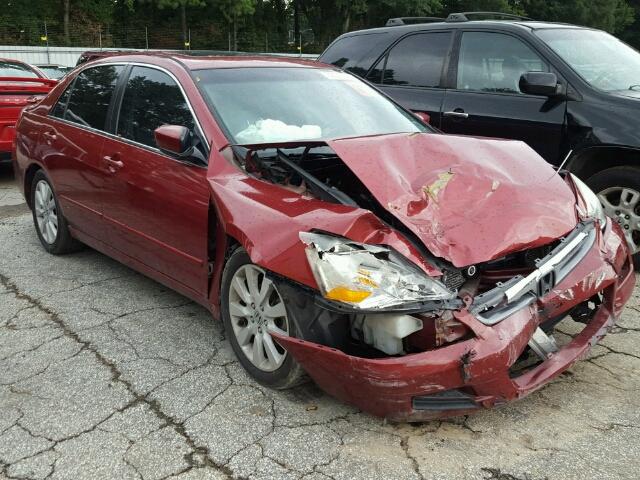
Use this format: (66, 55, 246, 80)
(181, 3, 187, 46)
(63, 0, 70, 45)
(233, 11, 237, 51)
(342, 9, 351, 33)
(294, 0, 300, 43)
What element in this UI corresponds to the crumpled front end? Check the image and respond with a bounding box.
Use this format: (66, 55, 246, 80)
(274, 220, 634, 421)
(209, 132, 634, 421)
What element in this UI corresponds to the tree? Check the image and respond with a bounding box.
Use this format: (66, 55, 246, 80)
(440, 0, 524, 15)
(523, 0, 634, 33)
(216, 0, 256, 50)
(154, 0, 206, 46)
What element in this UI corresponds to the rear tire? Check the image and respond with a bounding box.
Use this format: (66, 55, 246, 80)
(221, 247, 307, 390)
(30, 170, 82, 255)
(587, 166, 640, 268)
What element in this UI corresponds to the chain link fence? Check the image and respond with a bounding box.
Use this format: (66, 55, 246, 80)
(0, 19, 324, 56)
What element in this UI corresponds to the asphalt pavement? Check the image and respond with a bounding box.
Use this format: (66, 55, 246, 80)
(1, 164, 639, 480)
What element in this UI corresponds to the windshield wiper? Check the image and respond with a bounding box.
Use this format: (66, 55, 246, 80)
(629, 85, 640, 91)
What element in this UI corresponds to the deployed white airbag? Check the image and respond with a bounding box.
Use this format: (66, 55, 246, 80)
(236, 119, 322, 144)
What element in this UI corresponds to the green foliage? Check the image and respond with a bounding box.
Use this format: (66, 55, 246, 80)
(0, 0, 638, 51)
(523, 0, 635, 33)
(216, 0, 257, 23)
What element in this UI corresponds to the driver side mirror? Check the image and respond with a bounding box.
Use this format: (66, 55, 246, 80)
(154, 125, 192, 157)
(519, 72, 562, 97)
(413, 111, 431, 124)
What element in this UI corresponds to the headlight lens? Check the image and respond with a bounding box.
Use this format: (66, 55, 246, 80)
(571, 174, 607, 228)
(300, 232, 455, 309)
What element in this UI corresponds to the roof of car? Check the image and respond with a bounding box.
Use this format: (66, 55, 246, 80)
(339, 19, 590, 37)
(93, 52, 327, 70)
(178, 55, 325, 70)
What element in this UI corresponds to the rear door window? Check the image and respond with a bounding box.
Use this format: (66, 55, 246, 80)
(64, 65, 124, 130)
(456, 32, 548, 94)
(116, 66, 195, 149)
(375, 32, 452, 88)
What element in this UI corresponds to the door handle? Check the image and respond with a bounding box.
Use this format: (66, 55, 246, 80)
(443, 110, 469, 119)
(43, 131, 57, 141)
(104, 155, 124, 173)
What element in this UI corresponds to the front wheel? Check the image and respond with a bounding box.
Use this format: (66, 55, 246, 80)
(587, 166, 640, 266)
(220, 248, 306, 389)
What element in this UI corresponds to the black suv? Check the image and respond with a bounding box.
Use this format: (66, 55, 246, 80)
(319, 12, 640, 260)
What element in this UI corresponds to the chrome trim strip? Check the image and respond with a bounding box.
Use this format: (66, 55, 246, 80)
(470, 221, 597, 326)
(46, 61, 209, 168)
(504, 229, 590, 302)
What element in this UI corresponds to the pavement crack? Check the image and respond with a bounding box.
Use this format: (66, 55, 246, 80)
(481, 467, 545, 480)
(0, 272, 234, 479)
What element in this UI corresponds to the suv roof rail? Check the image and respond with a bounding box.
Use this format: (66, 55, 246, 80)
(445, 11, 532, 22)
(385, 17, 445, 27)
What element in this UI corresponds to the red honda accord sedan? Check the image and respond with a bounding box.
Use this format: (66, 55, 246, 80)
(13, 54, 635, 421)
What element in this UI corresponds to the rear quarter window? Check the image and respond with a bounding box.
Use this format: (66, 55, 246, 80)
(319, 32, 391, 76)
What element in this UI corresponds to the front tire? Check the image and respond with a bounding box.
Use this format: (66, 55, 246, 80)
(31, 170, 81, 255)
(221, 247, 306, 389)
(587, 166, 640, 267)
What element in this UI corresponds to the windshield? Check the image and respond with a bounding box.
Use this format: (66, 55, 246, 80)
(0, 61, 38, 78)
(196, 67, 426, 144)
(536, 28, 640, 92)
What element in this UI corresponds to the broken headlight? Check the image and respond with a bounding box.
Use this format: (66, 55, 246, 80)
(300, 232, 455, 309)
(571, 173, 607, 228)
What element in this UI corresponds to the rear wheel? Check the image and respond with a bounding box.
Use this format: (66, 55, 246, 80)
(587, 166, 640, 267)
(221, 248, 306, 389)
(30, 170, 82, 255)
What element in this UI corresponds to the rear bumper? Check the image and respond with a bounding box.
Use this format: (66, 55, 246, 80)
(0, 120, 16, 158)
(275, 222, 635, 421)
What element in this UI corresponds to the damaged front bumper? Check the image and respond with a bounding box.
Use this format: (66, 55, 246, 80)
(274, 221, 635, 421)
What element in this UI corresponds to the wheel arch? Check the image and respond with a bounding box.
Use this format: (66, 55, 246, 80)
(23, 163, 43, 209)
(206, 198, 243, 319)
(567, 145, 640, 181)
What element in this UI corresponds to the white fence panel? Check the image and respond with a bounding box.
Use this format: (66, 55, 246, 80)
(0, 45, 318, 68)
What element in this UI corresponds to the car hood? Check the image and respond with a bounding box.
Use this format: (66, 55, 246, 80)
(609, 89, 640, 100)
(327, 133, 578, 267)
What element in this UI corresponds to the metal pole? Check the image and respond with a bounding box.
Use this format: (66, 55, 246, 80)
(265, 32, 268, 53)
(228, 30, 231, 51)
(98, 25, 102, 49)
(299, 32, 302, 57)
(188, 28, 191, 51)
(44, 21, 50, 63)
(145, 27, 149, 50)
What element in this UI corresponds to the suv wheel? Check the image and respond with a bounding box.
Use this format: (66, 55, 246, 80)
(587, 166, 640, 266)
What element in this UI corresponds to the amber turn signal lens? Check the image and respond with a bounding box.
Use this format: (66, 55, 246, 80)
(325, 286, 371, 303)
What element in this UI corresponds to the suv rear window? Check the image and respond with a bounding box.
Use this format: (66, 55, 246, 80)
(320, 33, 390, 74)
(64, 65, 124, 130)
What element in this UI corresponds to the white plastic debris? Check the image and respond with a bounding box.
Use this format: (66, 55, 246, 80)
(236, 119, 322, 144)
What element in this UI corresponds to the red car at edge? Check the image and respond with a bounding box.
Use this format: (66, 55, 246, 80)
(12, 53, 635, 421)
(0, 58, 57, 167)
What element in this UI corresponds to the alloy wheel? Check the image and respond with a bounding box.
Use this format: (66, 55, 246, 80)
(228, 264, 289, 372)
(598, 186, 640, 254)
(34, 180, 58, 245)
